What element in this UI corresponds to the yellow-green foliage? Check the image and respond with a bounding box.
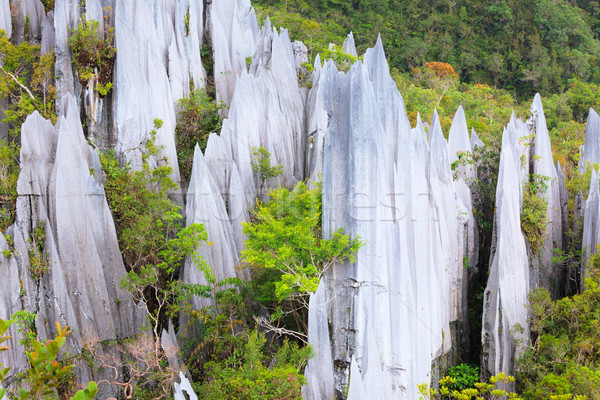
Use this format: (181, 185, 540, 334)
(418, 372, 522, 400)
(521, 174, 550, 256)
(28, 220, 49, 281)
(0, 142, 19, 233)
(0, 30, 57, 135)
(516, 251, 600, 399)
(196, 331, 312, 400)
(69, 18, 116, 96)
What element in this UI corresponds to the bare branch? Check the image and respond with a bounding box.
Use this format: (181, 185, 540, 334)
(0, 64, 36, 101)
(254, 315, 308, 344)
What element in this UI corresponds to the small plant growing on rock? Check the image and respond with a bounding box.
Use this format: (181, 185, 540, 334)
(251, 146, 283, 196)
(28, 220, 49, 281)
(521, 173, 550, 255)
(69, 17, 116, 96)
(175, 89, 226, 182)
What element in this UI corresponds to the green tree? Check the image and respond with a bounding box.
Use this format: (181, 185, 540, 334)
(242, 181, 363, 335)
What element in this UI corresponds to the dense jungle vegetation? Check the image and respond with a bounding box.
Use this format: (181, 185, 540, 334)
(2, 1, 600, 399)
(255, 0, 600, 98)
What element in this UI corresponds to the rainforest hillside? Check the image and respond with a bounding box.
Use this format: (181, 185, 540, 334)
(255, 0, 600, 97)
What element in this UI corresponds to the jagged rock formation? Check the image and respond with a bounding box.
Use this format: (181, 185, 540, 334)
(303, 38, 477, 399)
(482, 96, 565, 379)
(181, 14, 309, 320)
(0, 95, 140, 397)
(113, 0, 206, 184)
(580, 108, 600, 170)
(210, 0, 260, 107)
(581, 109, 600, 280)
(0, 0, 585, 398)
(529, 95, 563, 297)
(481, 114, 531, 379)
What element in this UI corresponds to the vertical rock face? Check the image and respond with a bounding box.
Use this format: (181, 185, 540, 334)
(482, 96, 564, 378)
(581, 109, 600, 281)
(481, 116, 530, 378)
(182, 16, 307, 315)
(580, 108, 600, 170)
(113, 0, 205, 180)
(0, 0, 11, 36)
(529, 94, 563, 296)
(0, 95, 138, 397)
(304, 38, 476, 399)
(210, 0, 260, 107)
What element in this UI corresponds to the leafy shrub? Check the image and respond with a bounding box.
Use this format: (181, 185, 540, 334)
(0, 319, 98, 400)
(28, 220, 49, 281)
(69, 18, 116, 95)
(0, 31, 57, 137)
(0, 142, 19, 233)
(101, 120, 209, 340)
(251, 146, 283, 195)
(521, 174, 550, 255)
(0, 318, 13, 399)
(242, 181, 363, 334)
(175, 89, 225, 182)
(196, 331, 312, 400)
(418, 372, 522, 400)
(516, 251, 600, 399)
(41, 0, 55, 13)
(446, 363, 480, 392)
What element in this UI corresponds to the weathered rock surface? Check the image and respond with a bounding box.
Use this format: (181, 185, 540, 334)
(210, 0, 260, 107)
(0, 95, 139, 397)
(114, 0, 206, 183)
(529, 94, 563, 297)
(482, 96, 565, 379)
(580, 108, 600, 170)
(0, 0, 11, 36)
(182, 15, 308, 310)
(580, 109, 600, 281)
(304, 38, 476, 399)
(481, 115, 530, 378)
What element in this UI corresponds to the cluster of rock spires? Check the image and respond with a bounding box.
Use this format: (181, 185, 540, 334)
(1, 0, 600, 399)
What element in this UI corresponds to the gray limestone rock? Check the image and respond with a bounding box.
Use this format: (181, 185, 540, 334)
(580, 109, 600, 281)
(471, 128, 484, 149)
(11, 0, 45, 43)
(1, 0, 11, 36)
(580, 108, 600, 170)
(174, 372, 198, 400)
(481, 116, 530, 378)
(1, 96, 138, 397)
(529, 94, 563, 296)
(114, 0, 206, 187)
(582, 171, 600, 281)
(302, 282, 334, 400)
(342, 32, 357, 57)
(210, 0, 260, 106)
(305, 37, 475, 399)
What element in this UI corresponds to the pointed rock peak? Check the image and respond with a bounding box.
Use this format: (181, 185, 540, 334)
(313, 54, 322, 69)
(363, 34, 387, 70)
(531, 93, 544, 114)
(430, 110, 446, 146)
(263, 16, 272, 33)
(431, 109, 440, 132)
(470, 128, 484, 149)
(416, 113, 424, 130)
(343, 32, 358, 57)
(449, 106, 469, 144)
(587, 107, 600, 136)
